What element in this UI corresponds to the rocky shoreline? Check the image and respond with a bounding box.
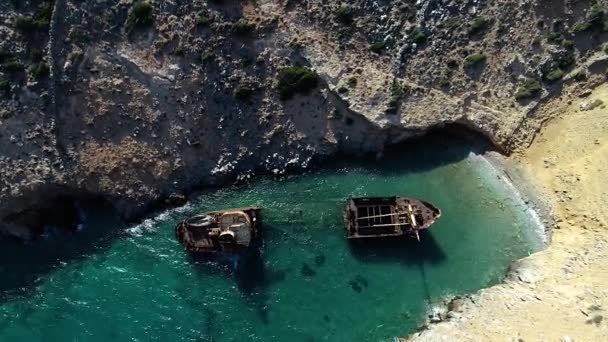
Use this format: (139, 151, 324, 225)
(3, 0, 608, 239)
(408, 82, 608, 342)
(483, 151, 555, 244)
(405, 150, 554, 334)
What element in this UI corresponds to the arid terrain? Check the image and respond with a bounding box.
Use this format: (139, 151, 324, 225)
(411, 83, 608, 342)
(2, 0, 607, 238)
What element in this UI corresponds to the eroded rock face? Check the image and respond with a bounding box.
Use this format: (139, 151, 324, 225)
(0, 0, 605, 238)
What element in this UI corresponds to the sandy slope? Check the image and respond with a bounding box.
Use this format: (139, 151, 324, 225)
(410, 84, 608, 341)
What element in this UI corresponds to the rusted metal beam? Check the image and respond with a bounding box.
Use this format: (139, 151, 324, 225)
(357, 223, 406, 228)
(356, 212, 402, 220)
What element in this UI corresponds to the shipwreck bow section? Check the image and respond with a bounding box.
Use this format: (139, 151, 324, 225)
(344, 197, 441, 241)
(176, 207, 261, 254)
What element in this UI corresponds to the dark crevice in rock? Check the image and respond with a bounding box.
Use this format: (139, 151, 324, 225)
(0, 185, 116, 240)
(0, 197, 125, 301)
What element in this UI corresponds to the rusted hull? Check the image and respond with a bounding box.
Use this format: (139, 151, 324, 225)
(343, 197, 441, 240)
(176, 207, 261, 254)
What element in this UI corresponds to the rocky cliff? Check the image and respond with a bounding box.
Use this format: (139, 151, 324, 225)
(1, 0, 607, 238)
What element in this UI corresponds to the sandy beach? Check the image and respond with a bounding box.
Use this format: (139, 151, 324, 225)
(410, 84, 608, 341)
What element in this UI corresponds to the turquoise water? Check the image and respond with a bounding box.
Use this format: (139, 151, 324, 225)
(0, 141, 543, 341)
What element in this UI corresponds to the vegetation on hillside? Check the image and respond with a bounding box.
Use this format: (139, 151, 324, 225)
(14, 1, 53, 34)
(336, 6, 354, 25)
(369, 41, 386, 54)
(515, 79, 542, 100)
(412, 29, 427, 44)
(463, 53, 487, 68)
(544, 68, 564, 83)
(195, 15, 210, 27)
(30, 62, 49, 80)
(277, 66, 318, 100)
(468, 16, 490, 35)
(126, 1, 154, 33)
(231, 19, 254, 36)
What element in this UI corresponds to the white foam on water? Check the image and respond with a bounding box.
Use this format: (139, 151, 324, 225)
(421, 152, 548, 325)
(125, 202, 194, 236)
(474, 153, 547, 247)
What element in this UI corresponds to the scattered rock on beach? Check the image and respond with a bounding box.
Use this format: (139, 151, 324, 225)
(580, 99, 604, 111)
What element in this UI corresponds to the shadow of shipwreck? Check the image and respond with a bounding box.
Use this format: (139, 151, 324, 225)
(185, 225, 287, 326)
(347, 231, 446, 267)
(348, 232, 446, 305)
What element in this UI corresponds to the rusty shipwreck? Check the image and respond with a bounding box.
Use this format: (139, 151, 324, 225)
(176, 207, 261, 254)
(343, 197, 441, 241)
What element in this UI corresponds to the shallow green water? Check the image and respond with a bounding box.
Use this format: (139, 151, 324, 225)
(0, 141, 543, 341)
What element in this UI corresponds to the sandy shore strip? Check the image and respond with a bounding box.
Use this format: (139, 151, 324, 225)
(407, 84, 608, 341)
(481, 151, 554, 245)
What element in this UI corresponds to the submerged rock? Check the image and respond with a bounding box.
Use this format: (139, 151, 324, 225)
(508, 258, 544, 284)
(314, 253, 326, 267)
(301, 263, 316, 277)
(348, 280, 363, 293)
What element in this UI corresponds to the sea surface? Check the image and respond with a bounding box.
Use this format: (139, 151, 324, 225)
(0, 138, 543, 341)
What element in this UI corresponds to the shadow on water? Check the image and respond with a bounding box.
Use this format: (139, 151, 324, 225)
(198, 307, 217, 342)
(348, 231, 446, 266)
(185, 225, 287, 325)
(332, 124, 492, 175)
(0, 200, 126, 303)
(348, 232, 445, 304)
(186, 252, 276, 325)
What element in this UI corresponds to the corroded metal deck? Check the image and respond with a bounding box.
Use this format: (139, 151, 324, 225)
(176, 207, 261, 254)
(343, 197, 441, 240)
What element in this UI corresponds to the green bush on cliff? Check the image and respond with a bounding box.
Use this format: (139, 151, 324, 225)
(572, 4, 605, 33)
(468, 16, 490, 35)
(336, 6, 354, 25)
(547, 32, 563, 44)
(200, 51, 215, 64)
(276, 65, 318, 100)
(588, 4, 605, 27)
(544, 68, 564, 83)
(235, 85, 254, 101)
(412, 30, 427, 44)
(514, 79, 542, 100)
(438, 79, 450, 88)
(0, 79, 10, 95)
(386, 81, 404, 113)
(30, 62, 49, 80)
(572, 21, 591, 33)
(231, 19, 255, 36)
(0, 47, 24, 73)
(1, 60, 24, 73)
(15, 1, 53, 33)
(369, 41, 386, 54)
(126, 1, 154, 32)
(37, 1, 53, 22)
(196, 16, 210, 27)
(561, 39, 574, 50)
(463, 53, 486, 68)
